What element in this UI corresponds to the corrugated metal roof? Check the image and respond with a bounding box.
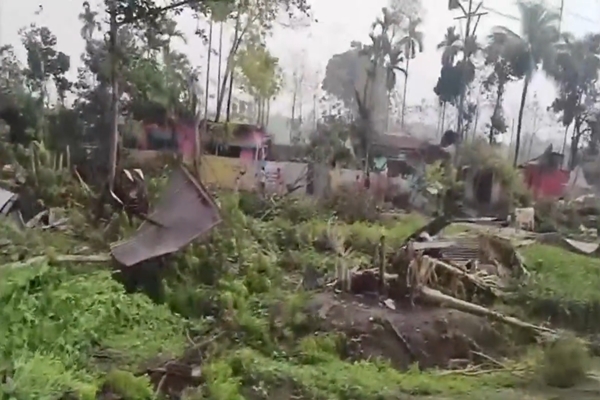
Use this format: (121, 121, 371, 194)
(0, 188, 17, 214)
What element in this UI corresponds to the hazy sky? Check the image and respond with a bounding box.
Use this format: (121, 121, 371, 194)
(1, 0, 600, 141)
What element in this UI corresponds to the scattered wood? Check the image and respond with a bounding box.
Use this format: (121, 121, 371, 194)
(432, 258, 502, 295)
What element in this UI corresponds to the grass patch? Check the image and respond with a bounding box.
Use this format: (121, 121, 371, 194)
(222, 347, 517, 399)
(442, 223, 475, 236)
(521, 244, 600, 303)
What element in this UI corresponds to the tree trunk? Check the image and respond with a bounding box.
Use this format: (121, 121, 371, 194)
(513, 77, 530, 167)
(418, 286, 555, 337)
(216, 16, 241, 122)
(204, 21, 213, 121)
(570, 117, 582, 170)
(436, 104, 442, 136)
(290, 84, 297, 142)
(489, 85, 503, 144)
(193, 95, 203, 176)
(266, 98, 271, 126)
(401, 56, 410, 127)
(441, 102, 447, 133)
(225, 65, 235, 122)
(471, 102, 479, 139)
(216, 22, 224, 102)
(561, 124, 570, 156)
(107, 0, 119, 192)
(526, 131, 536, 161)
(255, 97, 261, 125)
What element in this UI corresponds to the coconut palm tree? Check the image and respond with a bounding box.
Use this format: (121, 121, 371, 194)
(489, 1, 560, 166)
(398, 18, 424, 126)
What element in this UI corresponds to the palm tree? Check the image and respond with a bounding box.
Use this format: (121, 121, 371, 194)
(550, 33, 600, 168)
(437, 27, 461, 67)
(435, 27, 461, 132)
(398, 18, 424, 126)
(483, 41, 513, 144)
(490, 1, 560, 166)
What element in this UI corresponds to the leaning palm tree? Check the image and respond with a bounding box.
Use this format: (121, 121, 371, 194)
(489, 1, 560, 166)
(398, 18, 424, 126)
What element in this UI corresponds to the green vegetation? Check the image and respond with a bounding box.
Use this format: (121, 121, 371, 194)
(0, 261, 186, 398)
(521, 244, 600, 303)
(0, 186, 526, 399)
(539, 335, 590, 388)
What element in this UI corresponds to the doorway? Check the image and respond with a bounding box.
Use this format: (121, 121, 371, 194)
(474, 169, 494, 204)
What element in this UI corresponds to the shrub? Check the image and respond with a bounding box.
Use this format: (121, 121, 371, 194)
(322, 184, 378, 223)
(540, 335, 590, 388)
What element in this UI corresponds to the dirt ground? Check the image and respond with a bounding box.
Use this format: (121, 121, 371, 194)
(306, 291, 506, 370)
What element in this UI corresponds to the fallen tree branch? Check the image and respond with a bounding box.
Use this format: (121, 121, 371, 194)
(418, 286, 556, 337)
(432, 258, 502, 295)
(4, 254, 111, 269)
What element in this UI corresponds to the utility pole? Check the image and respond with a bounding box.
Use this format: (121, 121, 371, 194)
(558, 0, 564, 33)
(449, 0, 487, 139)
(108, 0, 119, 192)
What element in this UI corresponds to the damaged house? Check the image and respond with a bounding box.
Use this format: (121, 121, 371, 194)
(459, 140, 530, 216)
(520, 147, 569, 199)
(370, 134, 451, 207)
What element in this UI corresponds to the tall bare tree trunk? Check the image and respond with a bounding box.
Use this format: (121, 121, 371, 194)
(108, 0, 119, 191)
(204, 21, 213, 120)
(441, 103, 447, 133)
(561, 124, 570, 157)
(216, 16, 241, 122)
(216, 22, 223, 102)
(513, 77, 530, 167)
(225, 66, 235, 122)
(436, 103, 442, 136)
(266, 98, 271, 126)
(193, 96, 203, 177)
(290, 81, 297, 142)
(471, 102, 479, 139)
(570, 117, 582, 170)
(401, 56, 410, 127)
(313, 94, 317, 130)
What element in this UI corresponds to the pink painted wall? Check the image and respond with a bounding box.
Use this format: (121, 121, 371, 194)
(240, 149, 255, 161)
(140, 122, 267, 161)
(176, 123, 196, 161)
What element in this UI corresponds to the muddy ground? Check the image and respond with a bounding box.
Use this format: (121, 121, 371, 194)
(306, 291, 507, 370)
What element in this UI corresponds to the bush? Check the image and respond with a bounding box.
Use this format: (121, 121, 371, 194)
(322, 184, 378, 223)
(237, 191, 323, 223)
(540, 335, 590, 388)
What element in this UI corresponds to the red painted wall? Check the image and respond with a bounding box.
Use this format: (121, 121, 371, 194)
(522, 165, 569, 198)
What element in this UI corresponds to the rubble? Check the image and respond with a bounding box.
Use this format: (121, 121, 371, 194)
(325, 217, 558, 358)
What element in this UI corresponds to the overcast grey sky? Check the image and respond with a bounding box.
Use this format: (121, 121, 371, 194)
(1, 0, 600, 140)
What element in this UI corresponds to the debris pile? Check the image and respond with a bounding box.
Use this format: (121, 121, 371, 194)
(300, 217, 559, 374)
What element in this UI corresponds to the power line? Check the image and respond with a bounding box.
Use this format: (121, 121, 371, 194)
(481, 6, 519, 21)
(450, 0, 488, 134)
(483, 5, 598, 26)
